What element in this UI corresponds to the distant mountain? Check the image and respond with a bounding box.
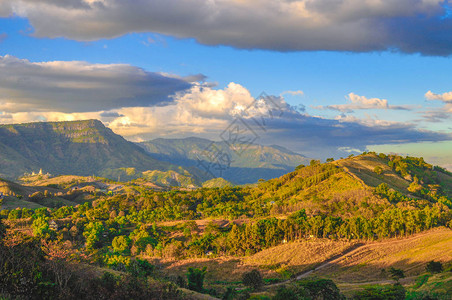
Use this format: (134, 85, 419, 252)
(138, 137, 309, 184)
(0, 120, 176, 180)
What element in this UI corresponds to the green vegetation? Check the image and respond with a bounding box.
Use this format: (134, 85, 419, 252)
(187, 267, 207, 292)
(426, 261, 443, 274)
(242, 269, 264, 290)
(1, 152, 451, 299)
(274, 278, 344, 300)
(352, 283, 406, 300)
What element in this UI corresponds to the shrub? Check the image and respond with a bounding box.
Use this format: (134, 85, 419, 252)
(426, 261, 443, 274)
(186, 267, 207, 292)
(352, 283, 405, 300)
(242, 269, 264, 290)
(389, 267, 405, 282)
(127, 258, 155, 277)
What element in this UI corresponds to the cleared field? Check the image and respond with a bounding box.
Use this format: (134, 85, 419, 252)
(244, 238, 358, 276)
(309, 227, 452, 283)
(1, 196, 44, 210)
(23, 175, 92, 187)
(336, 154, 411, 192)
(154, 227, 452, 296)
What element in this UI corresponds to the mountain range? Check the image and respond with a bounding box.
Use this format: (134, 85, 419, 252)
(0, 120, 308, 186)
(138, 137, 309, 184)
(0, 120, 174, 179)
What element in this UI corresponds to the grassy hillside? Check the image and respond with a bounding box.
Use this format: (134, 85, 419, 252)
(253, 153, 452, 218)
(310, 227, 452, 282)
(202, 178, 233, 188)
(154, 228, 452, 298)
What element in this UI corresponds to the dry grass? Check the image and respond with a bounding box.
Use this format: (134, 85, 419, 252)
(24, 175, 92, 187)
(154, 227, 452, 293)
(337, 154, 410, 192)
(244, 239, 357, 275)
(154, 256, 279, 283)
(1, 196, 44, 210)
(311, 227, 452, 283)
(153, 239, 357, 283)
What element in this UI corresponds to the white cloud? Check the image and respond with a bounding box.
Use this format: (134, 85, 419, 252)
(425, 90, 452, 103)
(1, 0, 452, 55)
(281, 90, 304, 97)
(0, 55, 193, 113)
(315, 92, 410, 112)
(422, 90, 452, 122)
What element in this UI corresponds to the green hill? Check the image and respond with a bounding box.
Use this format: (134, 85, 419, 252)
(252, 153, 452, 218)
(202, 177, 233, 188)
(138, 137, 309, 184)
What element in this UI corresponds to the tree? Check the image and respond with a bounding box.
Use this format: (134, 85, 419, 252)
(310, 160, 320, 166)
(426, 261, 443, 273)
(186, 267, 207, 292)
(83, 222, 105, 251)
(326, 158, 335, 163)
(0, 218, 7, 242)
(298, 278, 344, 300)
(242, 269, 263, 290)
(32, 216, 51, 237)
(112, 235, 130, 253)
(295, 164, 305, 171)
(273, 286, 299, 300)
(353, 283, 405, 300)
(389, 267, 405, 282)
(374, 166, 383, 175)
(127, 258, 155, 277)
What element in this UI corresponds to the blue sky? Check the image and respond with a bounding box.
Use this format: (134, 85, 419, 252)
(0, 1, 451, 169)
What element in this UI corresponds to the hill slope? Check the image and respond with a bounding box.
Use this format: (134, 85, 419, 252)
(138, 137, 309, 184)
(252, 153, 452, 217)
(0, 120, 175, 180)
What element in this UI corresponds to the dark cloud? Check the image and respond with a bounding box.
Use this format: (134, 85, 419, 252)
(0, 55, 194, 113)
(99, 111, 124, 118)
(237, 102, 451, 158)
(2, 1, 452, 55)
(420, 109, 452, 122)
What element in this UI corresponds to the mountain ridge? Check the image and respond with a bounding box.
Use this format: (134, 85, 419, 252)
(0, 120, 175, 179)
(138, 137, 309, 184)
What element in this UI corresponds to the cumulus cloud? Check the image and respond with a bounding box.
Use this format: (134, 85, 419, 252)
(315, 93, 411, 112)
(425, 90, 452, 103)
(1, 0, 452, 55)
(0, 55, 193, 113)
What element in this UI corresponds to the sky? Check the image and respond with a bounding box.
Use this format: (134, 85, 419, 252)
(0, 0, 451, 169)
